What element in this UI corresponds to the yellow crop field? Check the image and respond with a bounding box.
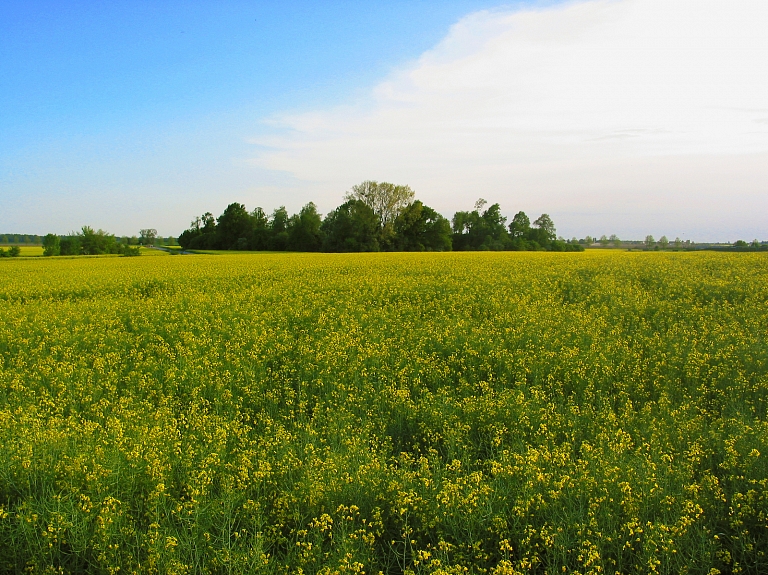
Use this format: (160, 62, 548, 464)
(0, 251, 766, 574)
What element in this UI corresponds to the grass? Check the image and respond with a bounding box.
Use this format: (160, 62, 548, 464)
(0, 251, 766, 574)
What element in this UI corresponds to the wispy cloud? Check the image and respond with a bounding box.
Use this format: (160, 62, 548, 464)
(250, 0, 768, 239)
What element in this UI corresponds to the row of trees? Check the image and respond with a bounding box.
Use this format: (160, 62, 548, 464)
(178, 181, 581, 253)
(451, 199, 581, 251)
(179, 182, 452, 252)
(0, 234, 40, 244)
(42, 227, 140, 256)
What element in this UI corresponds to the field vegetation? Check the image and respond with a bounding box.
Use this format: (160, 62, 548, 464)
(0, 251, 766, 574)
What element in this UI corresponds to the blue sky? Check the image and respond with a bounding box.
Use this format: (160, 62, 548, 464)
(2, 0, 767, 241)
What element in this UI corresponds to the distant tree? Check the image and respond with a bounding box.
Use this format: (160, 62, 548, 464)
(452, 200, 509, 250)
(609, 234, 621, 248)
(346, 181, 415, 246)
(60, 233, 81, 255)
(509, 211, 531, 239)
(733, 240, 748, 247)
(201, 213, 216, 234)
(644, 235, 655, 250)
(80, 226, 120, 255)
(269, 206, 290, 251)
(480, 203, 508, 250)
(42, 234, 60, 256)
(322, 199, 380, 252)
(179, 212, 217, 250)
(287, 202, 324, 252)
(393, 200, 452, 251)
(269, 206, 288, 234)
(751, 239, 760, 248)
(217, 203, 252, 250)
(250, 207, 271, 250)
(659, 235, 669, 250)
(599, 234, 609, 247)
(674, 237, 682, 250)
(139, 229, 157, 246)
(452, 210, 475, 235)
(529, 214, 556, 247)
(583, 235, 594, 245)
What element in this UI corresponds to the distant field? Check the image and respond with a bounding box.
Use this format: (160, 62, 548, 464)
(139, 246, 170, 256)
(0, 251, 766, 573)
(188, 249, 287, 255)
(0, 244, 43, 256)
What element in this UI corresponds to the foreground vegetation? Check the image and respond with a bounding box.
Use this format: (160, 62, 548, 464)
(0, 251, 766, 574)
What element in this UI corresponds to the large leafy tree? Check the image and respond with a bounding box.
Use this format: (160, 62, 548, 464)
(288, 202, 324, 252)
(394, 201, 452, 251)
(139, 229, 157, 246)
(42, 234, 60, 256)
(269, 206, 290, 251)
(250, 207, 271, 250)
(452, 199, 509, 250)
(178, 212, 217, 250)
(80, 226, 119, 255)
(509, 211, 530, 238)
(345, 181, 415, 248)
(322, 199, 380, 252)
(527, 213, 556, 247)
(217, 203, 252, 250)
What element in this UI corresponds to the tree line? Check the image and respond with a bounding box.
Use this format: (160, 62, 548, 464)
(178, 181, 583, 253)
(0, 234, 41, 244)
(41, 227, 141, 257)
(38, 228, 180, 257)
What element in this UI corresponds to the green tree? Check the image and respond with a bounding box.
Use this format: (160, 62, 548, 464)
(452, 200, 509, 250)
(322, 199, 380, 252)
(609, 234, 621, 248)
(59, 233, 82, 255)
(529, 214, 556, 247)
(346, 181, 415, 230)
(217, 203, 252, 250)
(139, 229, 157, 246)
(393, 200, 452, 251)
(659, 235, 669, 250)
(644, 235, 655, 250)
(80, 226, 119, 255)
(42, 234, 60, 256)
(287, 202, 324, 252)
(250, 207, 271, 250)
(509, 211, 530, 239)
(269, 206, 290, 250)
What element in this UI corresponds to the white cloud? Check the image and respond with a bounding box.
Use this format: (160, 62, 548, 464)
(251, 0, 768, 240)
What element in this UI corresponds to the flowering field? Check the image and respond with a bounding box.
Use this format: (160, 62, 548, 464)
(0, 251, 766, 574)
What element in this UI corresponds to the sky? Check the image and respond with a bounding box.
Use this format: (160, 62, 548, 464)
(1, 0, 766, 241)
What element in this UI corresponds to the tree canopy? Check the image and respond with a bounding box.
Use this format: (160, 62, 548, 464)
(176, 183, 582, 253)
